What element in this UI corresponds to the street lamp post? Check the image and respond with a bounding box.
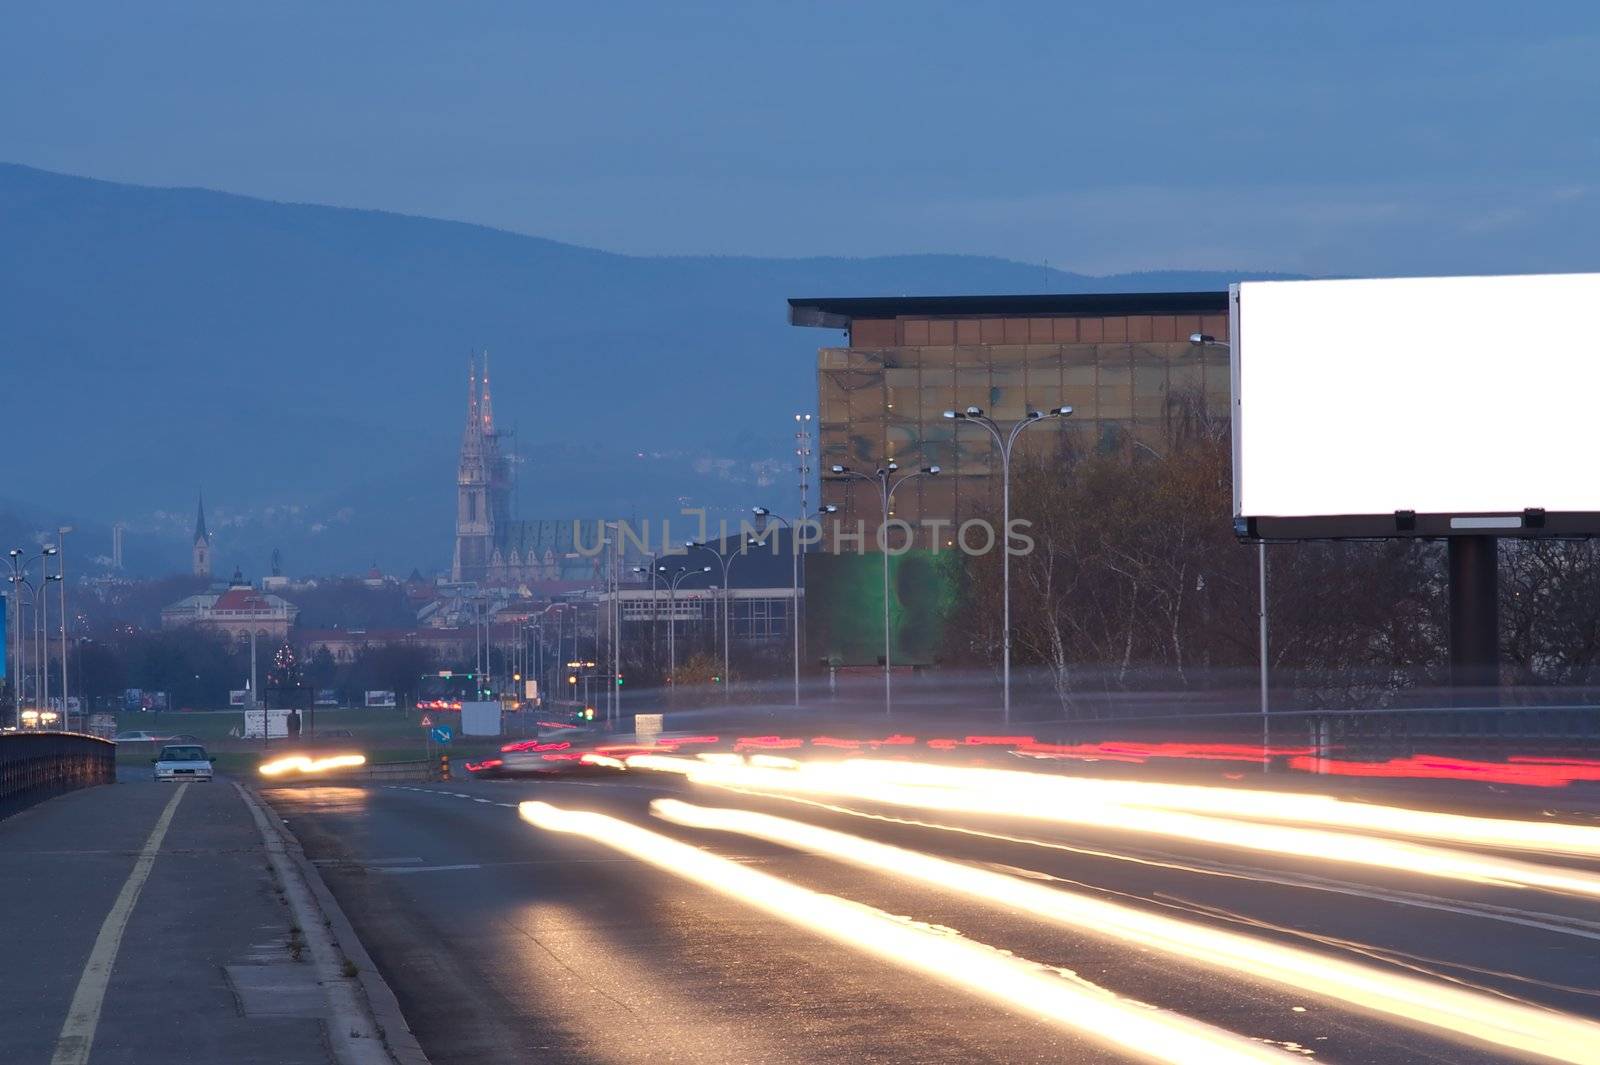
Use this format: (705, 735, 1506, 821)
(685, 541, 742, 694)
(534, 601, 567, 707)
(6, 547, 56, 724)
(38, 545, 59, 716)
(826, 462, 941, 715)
(5, 549, 18, 724)
(5, 550, 39, 727)
(57, 527, 72, 728)
(943, 406, 1073, 723)
(753, 508, 801, 708)
(1190, 332, 1269, 758)
(40, 570, 61, 718)
(658, 564, 712, 690)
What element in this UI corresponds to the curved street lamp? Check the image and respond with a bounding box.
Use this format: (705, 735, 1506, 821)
(685, 540, 755, 696)
(6, 546, 57, 726)
(658, 563, 713, 689)
(942, 407, 1072, 722)
(753, 507, 801, 709)
(827, 462, 941, 715)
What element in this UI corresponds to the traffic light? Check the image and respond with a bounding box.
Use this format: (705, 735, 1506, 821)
(615, 676, 624, 686)
(583, 706, 595, 720)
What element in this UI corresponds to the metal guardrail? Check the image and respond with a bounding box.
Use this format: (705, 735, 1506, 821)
(0, 731, 117, 821)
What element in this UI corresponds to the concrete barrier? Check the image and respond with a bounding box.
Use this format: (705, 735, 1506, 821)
(0, 731, 116, 820)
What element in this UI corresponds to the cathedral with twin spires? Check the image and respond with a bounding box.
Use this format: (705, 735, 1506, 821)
(450, 354, 592, 587)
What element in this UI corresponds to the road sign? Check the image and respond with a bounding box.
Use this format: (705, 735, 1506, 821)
(430, 725, 453, 745)
(420, 714, 433, 728)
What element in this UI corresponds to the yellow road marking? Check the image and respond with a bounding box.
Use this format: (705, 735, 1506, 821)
(50, 784, 188, 1065)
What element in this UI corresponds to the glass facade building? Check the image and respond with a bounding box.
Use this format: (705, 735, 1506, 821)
(792, 293, 1232, 547)
(790, 293, 1230, 665)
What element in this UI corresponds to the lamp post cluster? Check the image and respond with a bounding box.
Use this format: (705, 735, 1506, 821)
(641, 561, 712, 692)
(815, 405, 1073, 721)
(5, 541, 70, 730)
(825, 461, 941, 715)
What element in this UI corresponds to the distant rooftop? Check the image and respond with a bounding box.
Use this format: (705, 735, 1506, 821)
(788, 291, 1229, 329)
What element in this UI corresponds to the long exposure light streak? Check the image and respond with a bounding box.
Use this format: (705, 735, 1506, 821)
(852, 760, 1600, 858)
(622, 755, 1600, 898)
(516, 800, 1297, 1065)
(258, 753, 367, 777)
(651, 798, 1600, 1064)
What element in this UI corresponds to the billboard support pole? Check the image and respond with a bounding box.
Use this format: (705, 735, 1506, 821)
(1258, 541, 1269, 766)
(1448, 535, 1499, 705)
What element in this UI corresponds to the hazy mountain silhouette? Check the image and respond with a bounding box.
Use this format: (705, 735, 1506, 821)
(1, 162, 1295, 576)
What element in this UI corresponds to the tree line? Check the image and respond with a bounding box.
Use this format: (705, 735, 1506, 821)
(46, 628, 439, 712)
(941, 394, 1600, 712)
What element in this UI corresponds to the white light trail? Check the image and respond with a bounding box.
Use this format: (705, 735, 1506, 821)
(652, 798, 1600, 1065)
(517, 800, 1296, 1065)
(622, 755, 1600, 899)
(857, 760, 1600, 858)
(258, 753, 367, 777)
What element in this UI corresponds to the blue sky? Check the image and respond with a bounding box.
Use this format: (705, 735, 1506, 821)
(4, 1, 1599, 276)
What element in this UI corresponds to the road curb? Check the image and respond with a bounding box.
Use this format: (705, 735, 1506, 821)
(235, 783, 433, 1065)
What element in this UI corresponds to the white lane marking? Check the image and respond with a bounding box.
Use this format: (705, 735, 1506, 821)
(374, 863, 483, 874)
(314, 857, 423, 866)
(51, 784, 188, 1065)
(495, 803, 517, 808)
(473, 798, 492, 803)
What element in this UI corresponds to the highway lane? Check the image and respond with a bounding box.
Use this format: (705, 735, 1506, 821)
(264, 770, 1600, 1065)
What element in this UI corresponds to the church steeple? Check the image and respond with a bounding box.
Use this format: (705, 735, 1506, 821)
(193, 492, 212, 579)
(451, 350, 512, 585)
(479, 350, 495, 433)
(452, 354, 493, 583)
(466, 353, 480, 433)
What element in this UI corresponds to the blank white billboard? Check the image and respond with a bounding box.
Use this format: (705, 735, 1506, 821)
(1236, 273, 1600, 522)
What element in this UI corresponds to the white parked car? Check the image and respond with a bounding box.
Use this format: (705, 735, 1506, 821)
(153, 744, 214, 782)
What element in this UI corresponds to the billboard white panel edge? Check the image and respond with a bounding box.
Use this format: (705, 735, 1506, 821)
(1236, 273, 1600, 521)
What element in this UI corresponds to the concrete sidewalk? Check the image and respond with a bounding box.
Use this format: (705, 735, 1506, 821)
(0, 773, 339, 1064)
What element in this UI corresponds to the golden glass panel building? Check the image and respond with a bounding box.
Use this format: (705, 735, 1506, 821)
(790, 293, 1232, 546)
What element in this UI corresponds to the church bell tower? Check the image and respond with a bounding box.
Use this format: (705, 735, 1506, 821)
(193, 492, 212, 579)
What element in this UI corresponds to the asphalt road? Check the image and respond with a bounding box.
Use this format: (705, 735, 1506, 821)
(264, 769, 1600, 1065)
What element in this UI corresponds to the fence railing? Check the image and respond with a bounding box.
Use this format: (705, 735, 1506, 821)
(0, 731, 116, 821)
(1042, 704, 1600, 756)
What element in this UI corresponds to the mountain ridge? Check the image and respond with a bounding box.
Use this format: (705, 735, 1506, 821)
(0, 162, 1297, 576)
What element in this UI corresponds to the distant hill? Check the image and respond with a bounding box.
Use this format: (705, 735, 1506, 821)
(0, 162, 1297, 575)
